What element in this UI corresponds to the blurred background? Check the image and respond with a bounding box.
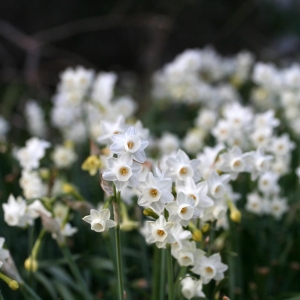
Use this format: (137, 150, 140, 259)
(1, 0, 300, 91)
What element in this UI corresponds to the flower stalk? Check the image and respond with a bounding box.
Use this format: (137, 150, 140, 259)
(113, 185, 125, 300)
(166, 244, 174, 300)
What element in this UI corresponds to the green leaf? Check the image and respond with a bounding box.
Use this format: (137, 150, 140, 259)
(34, 271, 58, 300)
(46, 266, 79, 291)
(53, 280, 76, 300)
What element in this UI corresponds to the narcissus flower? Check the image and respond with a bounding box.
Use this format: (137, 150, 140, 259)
(145, 215, 175, 248)
(191, 253, 228, 284)
(110, 127, 148, 163)
(102, 153, 142, 191)
(82, 209, 116, 232)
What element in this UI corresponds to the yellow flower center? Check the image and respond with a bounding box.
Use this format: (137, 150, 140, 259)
(119, 167, 128, 176)
(205, 266, 214, 274)
(180, 167, 187, 175)
(157, 230, 165, 236)
(233, 160, 241, 168)
(189, 194, 196, 201)
(150, 189, 158, 197)
(127, 141, 134, 149)
(180, 207, 187, 214)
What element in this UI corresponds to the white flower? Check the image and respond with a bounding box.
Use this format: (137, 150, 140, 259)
(269, 134, 295, 157)
(191, 253, 228, 284)
(17, 137, 50, 170)
(207, 170, 230, 200)
(173, 241, 205, 267)
(195, 109, 216, 130)
(145, 215, 175, 248)
(197, 144, 225, 180)
(2, 195, 27, 227)
(19, 170, 46, 199)
(137, 172, 173, 213)
(60, 66, 94, 93)
(157, 132, 180, 155)
(176, 178, 214, 213)
(102, 153, 142, 191)
(165, 149, 201, 183)
(166, 192, 201, 227)
(82, 209, 116, 232)
(180, 277, 205, 300)
(91, 72, 117, 105)
(170, 223, 192, 253)
(52, 145, 77, 168)
(246, 192, 264, 215)
(182, 129, 204, 155)
(97, 116, 127, 145)
(218, 146, 250, 180)
(25, 101, 47, 138)
(269, 197, 288, 220)
(254, 110, 279, 129)
(110, 127, 148, 163)
(0, 238, 9, 269)
(113, 96, 137, 118)
(247, 147, 273, 180)
(258, 172, 279, 195)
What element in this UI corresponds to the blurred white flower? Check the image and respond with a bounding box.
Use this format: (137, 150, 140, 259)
(82, 209, 116, 232)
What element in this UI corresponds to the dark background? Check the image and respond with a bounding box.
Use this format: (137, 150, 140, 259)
(1, 0, 300, 90)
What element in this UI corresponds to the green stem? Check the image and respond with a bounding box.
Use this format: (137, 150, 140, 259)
(60, 246, 93, 300)
(20, 282, 43, 300)
(0, 289, 4, 300)
(159, 248, 166, 300)
(113, 186, 124, 300)
(167, 245, 174, 300)
(152, 246, 161, 300)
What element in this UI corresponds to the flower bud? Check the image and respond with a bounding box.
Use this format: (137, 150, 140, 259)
(8, 280, 19, 290)
(143, 208, 159, 219)
(230, 209, 241, 223)
(192, 230, 203, 242)
(24, 258, 38, 272)
(201, 223, 210, 233)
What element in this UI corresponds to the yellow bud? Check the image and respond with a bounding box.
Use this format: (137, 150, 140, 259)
(81, 155, 102, 176)
(192, 230, 202, 242)
(24, 258, 38, 272)
(230, 209, 242, 223)
(62, 183, 76, 194)
(201, 223, 210, 233)
(143, 208, 159, 219)
(8, 280, 19, 290)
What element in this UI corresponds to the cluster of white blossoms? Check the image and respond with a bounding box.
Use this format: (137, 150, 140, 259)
(82, 118, 232, 298)
(51, 66, 137, 143)
(3, 135, 78, 245)
(152, 47, 253, 106)
(152, 48, 298, 224)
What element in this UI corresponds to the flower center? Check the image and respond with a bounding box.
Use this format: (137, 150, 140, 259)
(189, 194, 196, 201)
(127, 141, 134, 149)
(119, 167, 128, 176)
(180, 167, 187, 175)
(205, 266, 214, 274)
(150, 189, 158, 197)
(180, 207, 187, 214)
(157, 229, 165, 236)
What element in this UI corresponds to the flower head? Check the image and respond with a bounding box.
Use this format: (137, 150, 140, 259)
(82, 209, 116, 232)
